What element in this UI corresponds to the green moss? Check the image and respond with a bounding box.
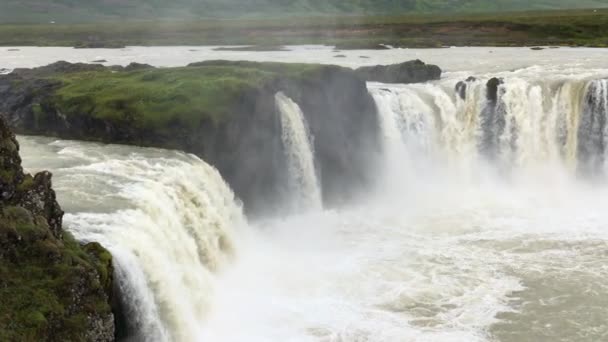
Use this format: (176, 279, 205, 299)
(16, 174, 34, 192)
(0, 137, 17, 152)
(0, 211, 113, 341)
(50, 62, 322, 129)
(0, 169, 13, 183)
(32, 103, 46, 128)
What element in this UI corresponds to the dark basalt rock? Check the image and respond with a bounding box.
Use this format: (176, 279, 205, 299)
(455, 81, 467, 100)
(479, 77, 506, 159)
(274, 65, 380, 208)
(455, 76, 478, 100)
(123, 62, 155, 72)
(0, 117, 115, 341)
(11, 61, 106, 78)
(486, 77, 504, 103)
(355, 59, 442, 84)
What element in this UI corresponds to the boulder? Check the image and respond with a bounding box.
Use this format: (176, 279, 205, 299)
(486, 77, 504, 103)
(455, 76, 477, 100)
(355, 59, 441, 84)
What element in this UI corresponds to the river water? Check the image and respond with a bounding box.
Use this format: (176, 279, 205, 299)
(10, 46, 608, 341)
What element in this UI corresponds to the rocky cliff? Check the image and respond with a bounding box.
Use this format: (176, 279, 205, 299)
(0, 117, 115, 341)
(0, 59, 442, 214)
(0, 61, 385, 215)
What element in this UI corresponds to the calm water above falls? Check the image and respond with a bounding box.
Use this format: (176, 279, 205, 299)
(15, 47, 608, 341)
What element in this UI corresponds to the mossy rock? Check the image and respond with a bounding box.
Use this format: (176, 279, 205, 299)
(0, 117, 114, 341)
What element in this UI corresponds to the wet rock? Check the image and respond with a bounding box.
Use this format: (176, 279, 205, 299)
(356, 59, 442, 84)
(486, 77, 504, 103)
(0, 117, 115, 341)
(455, 76, 477, 100)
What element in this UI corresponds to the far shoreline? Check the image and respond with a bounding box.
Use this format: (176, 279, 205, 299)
(1, 9, 608, 49)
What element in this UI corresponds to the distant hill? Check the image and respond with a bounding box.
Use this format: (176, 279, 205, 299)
(2, 0, 608, 23)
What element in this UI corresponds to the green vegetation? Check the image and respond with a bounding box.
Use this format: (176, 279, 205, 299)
(1, 9, 608, 48)
(50, 62, 322, 128)
(0, 207, 113, 341)
(0, 118, 114, 341)
(1, 0, 608, 23)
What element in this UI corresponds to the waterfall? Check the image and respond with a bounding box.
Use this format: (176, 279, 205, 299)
(369, 78, 608, 176)
(578, 79, 608, 175)
(58, 150, 246, 342)
(275, 92, 323, 211)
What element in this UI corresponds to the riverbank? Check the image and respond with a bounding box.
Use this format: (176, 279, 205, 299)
(1, 9, 607, 49)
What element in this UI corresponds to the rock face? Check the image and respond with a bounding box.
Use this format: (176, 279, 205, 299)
(0, 61, 382, 215)
(479, 77, 506, 158)
(275, 65, 380, 207)
(0, 117, 115, 341)
(355, 59, 442, 84)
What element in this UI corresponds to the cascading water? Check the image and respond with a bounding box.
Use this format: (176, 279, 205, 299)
(275, 92, 323, 211)
(19, 138, 246, 342)
(578, 79, 608, 175)
(369, 77, 608, 177)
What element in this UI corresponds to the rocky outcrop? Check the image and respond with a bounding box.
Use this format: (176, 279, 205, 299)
(275, 64, 380, 207)
(0, 61, 381, 215)
(479, 77, 506, 158)
(355, 59, 442, 84)
(0, 117, 115, 341)
(455, 76, 477, 100)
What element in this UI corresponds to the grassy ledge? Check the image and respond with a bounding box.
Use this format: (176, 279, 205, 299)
(49, 62, 323, 129)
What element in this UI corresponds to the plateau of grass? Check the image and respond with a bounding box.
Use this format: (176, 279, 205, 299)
(50, 62, 322, 128)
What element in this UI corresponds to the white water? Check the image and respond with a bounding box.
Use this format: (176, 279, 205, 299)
(19, 139, 246, 341)
(275, 92, 323, 211)
(369, 77, 608, 177)
(13, 47, 608, 342)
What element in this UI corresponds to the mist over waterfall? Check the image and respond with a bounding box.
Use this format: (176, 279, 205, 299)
(275, 92, 323, 211)
(370, 77, 608, 178)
